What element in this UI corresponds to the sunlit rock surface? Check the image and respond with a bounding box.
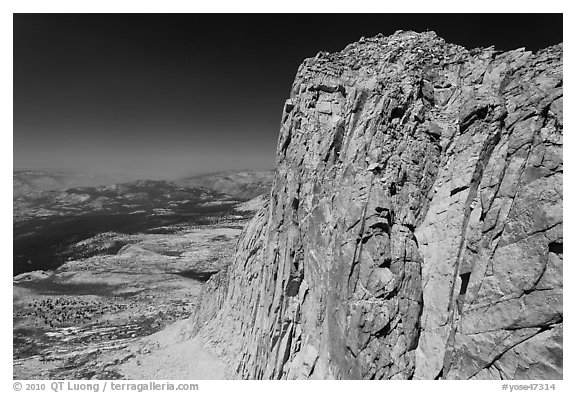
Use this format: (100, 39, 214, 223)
(195, 31, 563, 380)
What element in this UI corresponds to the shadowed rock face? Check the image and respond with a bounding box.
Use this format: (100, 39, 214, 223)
(195, 31, 563, 380)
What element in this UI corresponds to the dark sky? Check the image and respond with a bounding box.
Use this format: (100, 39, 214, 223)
(13, 14, 563, 180)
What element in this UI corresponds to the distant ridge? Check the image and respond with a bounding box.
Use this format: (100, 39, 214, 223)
(13, 170, 133, 197)
(176, 169, 274, 200)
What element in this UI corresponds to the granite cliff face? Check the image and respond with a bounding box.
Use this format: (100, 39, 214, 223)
(195, 31, 563, 379)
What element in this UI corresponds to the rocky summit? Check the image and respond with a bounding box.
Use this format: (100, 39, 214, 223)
(194, 31, 563, 379)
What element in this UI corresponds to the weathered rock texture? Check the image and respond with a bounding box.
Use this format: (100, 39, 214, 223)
(195, 31, 563, 380)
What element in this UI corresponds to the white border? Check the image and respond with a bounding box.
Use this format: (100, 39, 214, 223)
(2, 2, 571, 390)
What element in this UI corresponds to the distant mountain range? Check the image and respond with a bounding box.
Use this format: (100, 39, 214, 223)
(13, 169, 273, 275)
(13, 179, 241, 223)
(13, 170, 133, 197)
(175, 169, 274, 200)
(14, 169, 275, 200)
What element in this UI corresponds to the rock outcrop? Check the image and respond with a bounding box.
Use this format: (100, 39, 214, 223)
(195, 31, 563, 379)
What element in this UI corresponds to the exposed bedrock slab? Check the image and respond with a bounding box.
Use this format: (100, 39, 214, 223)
(195, 31, 563, 380)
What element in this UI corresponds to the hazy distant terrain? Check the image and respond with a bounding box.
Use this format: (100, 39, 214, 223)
(13, 170, 275, 276)
(13, 179, 246, 275)
(13, 169, 270, 379)
(13, 170, 134, 197)
(175, 169, 274, 200)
